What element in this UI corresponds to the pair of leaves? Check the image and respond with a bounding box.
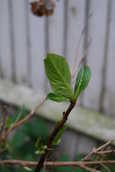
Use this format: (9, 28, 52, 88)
(44, 53, 91, 103)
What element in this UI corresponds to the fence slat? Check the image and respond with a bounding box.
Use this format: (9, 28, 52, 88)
(29, 2, 46, 92)
(103, 0, 115, 117)
(11, 0, 30, 85)
(48, 0, 65, 55)
(66, 0, 86, 70)
(83, 0, 108, 111)
(0, 0, 12, 79)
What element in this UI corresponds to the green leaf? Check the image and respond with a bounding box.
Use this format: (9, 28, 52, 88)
(44, 53, 74, 100)
(47, 93, 69, 102)
(74, 64, 91, 99)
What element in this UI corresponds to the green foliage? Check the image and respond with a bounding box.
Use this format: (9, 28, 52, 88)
(44, 53, 74, 101)
(74, 65, 91, 100)
(45, 53, 91, 103)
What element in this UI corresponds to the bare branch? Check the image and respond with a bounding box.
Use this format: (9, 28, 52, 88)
(95, 150, 115, 155)
(6, 96, 46, 137)
(83, 140, 113, 161)
(0, 159, 115, 169)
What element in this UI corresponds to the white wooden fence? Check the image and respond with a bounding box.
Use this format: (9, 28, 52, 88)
(0, 0, 115, 117)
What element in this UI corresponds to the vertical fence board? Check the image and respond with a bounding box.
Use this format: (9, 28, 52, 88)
(48, 0, 65, 55)
(83, 0, 108, 111)
(29, 3, 46, 92)
(11, 0, 29, 85)
(103, 0, 115, 117)
(66, 0, 86, 70)
(0, 0, 12, 79)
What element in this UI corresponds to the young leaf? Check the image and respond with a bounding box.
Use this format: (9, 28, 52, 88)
(74, 64, 91, 99)
(47, 93, 69, 102)
(44, 53, 74, 100)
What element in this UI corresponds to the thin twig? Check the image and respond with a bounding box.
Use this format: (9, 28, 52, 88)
(83, 140, 113, 161)
(71, 25, 86, 83)
(0, 159, 115, 168)
(6, 96, 46, 137)
(71, 30, 83, 79)
(96, 140, 112, 152)
(72, 37, 92, 85)
(82, 147, 96, 161)
(71, 15, 92, 84)
(95, 150, 115, 155)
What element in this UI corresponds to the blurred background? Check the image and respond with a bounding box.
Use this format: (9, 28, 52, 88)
(0, 0, 115, 171)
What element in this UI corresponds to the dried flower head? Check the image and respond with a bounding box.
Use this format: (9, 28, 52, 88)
(31, 0, 55, 17)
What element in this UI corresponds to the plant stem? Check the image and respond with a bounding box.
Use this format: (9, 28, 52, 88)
(1, 159, 115, 168)
(34, 101, 76, 172)
(82, 140, 112, 161)
(6, 96, 46, 137)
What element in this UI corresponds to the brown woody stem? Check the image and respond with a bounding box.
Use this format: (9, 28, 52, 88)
(34, 101, 76, 172)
